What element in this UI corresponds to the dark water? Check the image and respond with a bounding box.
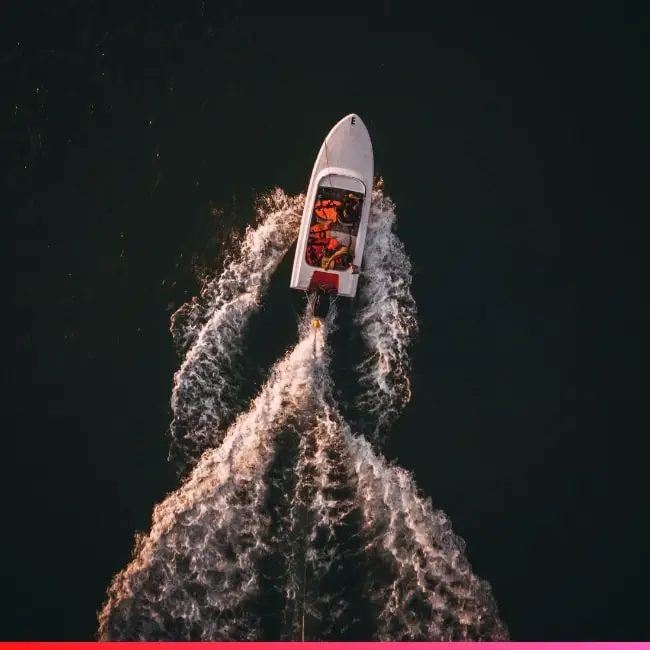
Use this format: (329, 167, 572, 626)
(5, 1, 645, 641)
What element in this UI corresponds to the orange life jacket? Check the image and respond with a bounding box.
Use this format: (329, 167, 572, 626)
(309, 222, 330, 240)
(314, 199, 342, 222)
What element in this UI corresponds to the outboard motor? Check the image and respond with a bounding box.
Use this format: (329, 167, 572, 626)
(312, 287, 332, 319)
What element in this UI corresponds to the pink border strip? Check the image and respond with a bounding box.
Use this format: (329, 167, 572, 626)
(0, 641, 650, 650)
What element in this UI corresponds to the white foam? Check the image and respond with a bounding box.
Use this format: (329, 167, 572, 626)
(345, 431, 509, 640)
(169, 189, 304, 470)
(99, 186, 507, 641)
(98, 315, 327, 640)
(355, 182, 418, 438)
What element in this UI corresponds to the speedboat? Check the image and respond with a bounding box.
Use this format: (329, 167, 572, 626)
(290, 114, 374, 318)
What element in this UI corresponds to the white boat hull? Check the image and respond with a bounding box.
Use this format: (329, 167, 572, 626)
(290, 114, 374, 298)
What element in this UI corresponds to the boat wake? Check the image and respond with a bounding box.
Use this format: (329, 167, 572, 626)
(97, 186, 508, 641)
(168, 190, 305, 473)
(354, 180, 418, 440)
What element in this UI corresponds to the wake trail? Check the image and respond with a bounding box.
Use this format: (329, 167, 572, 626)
(281, 310, 370, 639)
(168, 189, 304, 473)
(98, 313, 325, 641)
(346, 432, 508, 640)
(354, 181, 418, 439)
(99, 185, 508, 641)
(274, 347, 508, 640)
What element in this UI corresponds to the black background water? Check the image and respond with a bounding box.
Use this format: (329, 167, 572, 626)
(4, 0, 645, 640)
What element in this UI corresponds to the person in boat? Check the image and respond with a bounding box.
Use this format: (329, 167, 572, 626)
(309, 196, 356, 269)
(314, 197, 342, 223)
(308, 239, 346, 270)
(321, 243, 350, 270)
(309, 238, 349, 270)
(309, 221, 330, 240)
(306, 242, 326, 266)
(309, 223, 350, 250)
(318, 227, 354, 270)
(306, 222, 331, 266)
(337, 192, 362, 227)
